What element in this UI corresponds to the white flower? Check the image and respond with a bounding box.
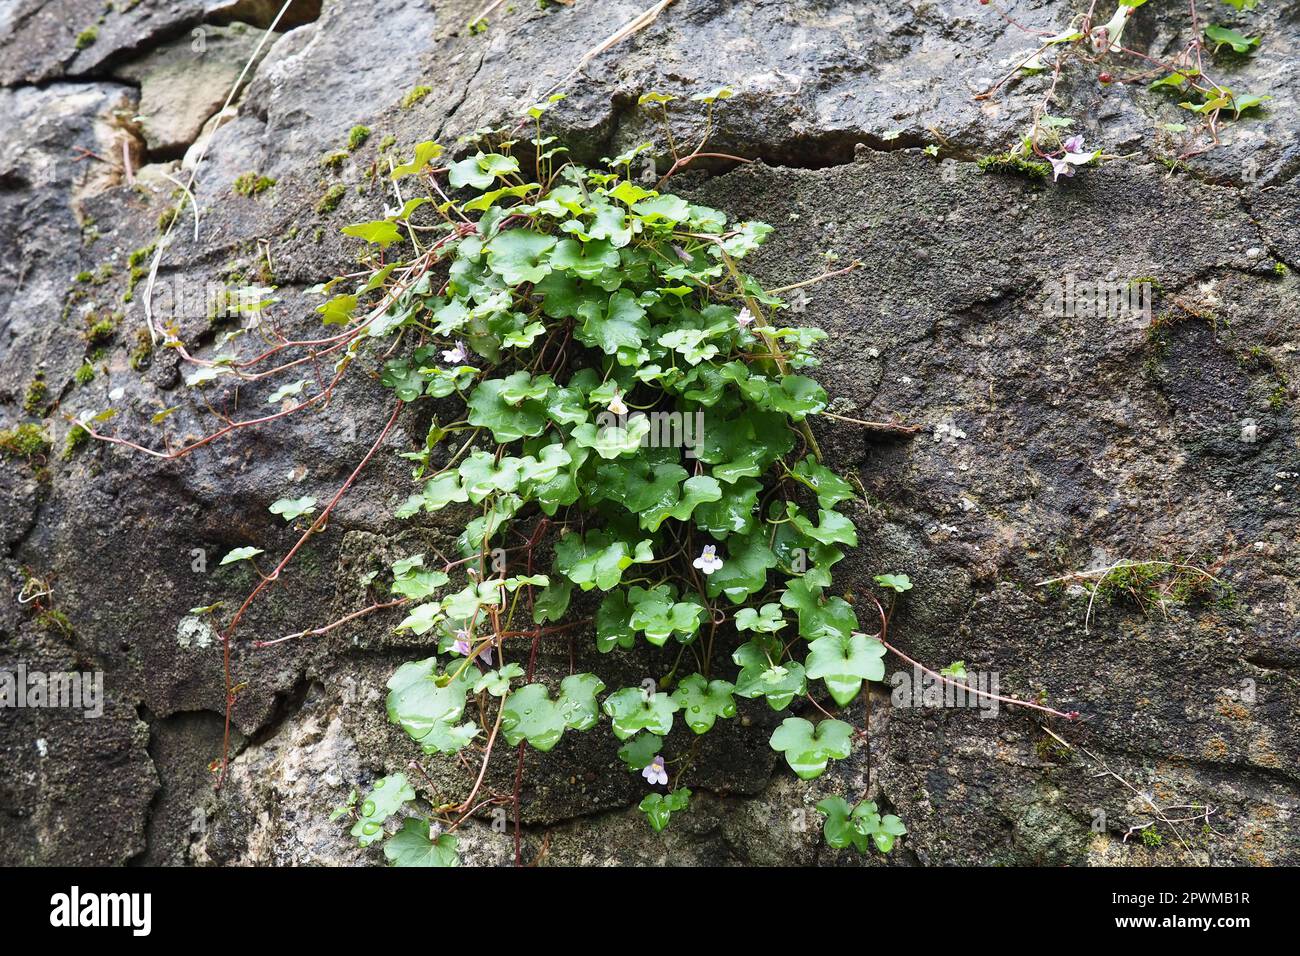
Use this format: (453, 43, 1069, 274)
(735, 306, 755, 328)
(607, 389, 628, 416)
(441, 340, 468, 364)
(693, 544, 723, 575)
(642, 755, 668, 786)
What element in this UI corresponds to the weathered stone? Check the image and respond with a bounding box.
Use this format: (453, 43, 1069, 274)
(1, 0, 1296, 868)
(114, 23, 279, 157)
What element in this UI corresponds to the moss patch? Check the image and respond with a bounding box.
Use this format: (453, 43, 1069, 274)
(977, 151, 1049, 180)
(317, 183, 347, 214)
(23, 373, 48, 414)
(347, 125, 372, 151)
(233, 172, 276, 197)
(401, 86, 432, 109)
(0, 423, 51, 459)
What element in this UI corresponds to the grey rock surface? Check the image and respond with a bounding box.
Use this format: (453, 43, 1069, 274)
(0, 0, 1296, 866)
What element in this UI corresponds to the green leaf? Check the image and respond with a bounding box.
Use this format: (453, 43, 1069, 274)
(448, 152, 519, 190)
(816, 797, 906, 854)
(395, 602, 443, 635)
(733, 637, 806, 710)
(596, 589, 636, 652)
(576, 289, 650, 355)
(441, 580, 503, 619)
(671, 674, 737, 733)
(874, 572, 913, 593)
(267, 379, 310, 404)
(617, 732, 661, 770)
(788, 504, 858, 546)
(554, 530, 653, 591)
(383, 819, 459, 866)
(571, 416, 652, 459)
(693, 476, 760, 537)
(390, 141, 444, 179)
(640, 474, 721, 532)
(500, 673, 606, 750)
(219, 546, 264, 565)
(790, 458, 855, 508)
(627, 585, 704, 645)
(532, 577, 573, 624)
(1204, 25, 1259, 54)
(633, 193, 692, 223)
(704, 532, 778, 604)
(473, 660, 527, 697)
(341, 220, 403, 248)
(639, 788, 690, 832)
(486, 229, 555, 285)
(466, 378, 548, 442)
(385, 657, 480, 753)
(780, 579, 858, 642)
(804, 632, 885, 706)
(735, 603, 787, 633)
(391, 567, 449, 600)
(268, 495, 316, 521)
(602, 687, 680, 740)
(350, 773, 415, 847)
(769, 717, 854, 779)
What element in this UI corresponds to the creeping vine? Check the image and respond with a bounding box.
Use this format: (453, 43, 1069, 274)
(81, 91, 1081, 867)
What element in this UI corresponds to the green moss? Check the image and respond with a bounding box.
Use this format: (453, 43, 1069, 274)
(75, 27, 98, 49)
(0, 424, 51, 459)
(84, 314, 117, 346)
(23, 374, 48, 414)
(321, 150, 348, 170)
(129, 328, 154, 371)
(127, 243, 155, 269)
(74, 362, 96, 386)
(39, 608, 74, 637)
(124, 243, 155, 304)
(1268, 384, 1288, 409)
(401, 86, 432, 109)
(233, 172, 276, 197)
(1274, 262, 1290, 276)
(1158, 155, 1192, 176)
(75, 270, 94, 283)
(977, 151, 1049, 180)
(347, 125, 372, 151)
(316, 183, 347, 215)
(63, 423, 90, 459)
(378, 134, 396, 153)
(157, 207, 178, 231)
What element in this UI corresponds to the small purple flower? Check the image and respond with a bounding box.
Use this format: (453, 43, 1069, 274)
(441, 340, 468, 364)
(1049, 156, 1077, 182)
(1063, 134, 1085, 154)
(642, 755, 668, 786)
(693, 544, 723, 575)
(452, 628, 493, 666)
(735, 306, 755, 328)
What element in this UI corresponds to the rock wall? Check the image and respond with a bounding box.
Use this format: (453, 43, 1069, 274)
(1, 0, 1296, 866)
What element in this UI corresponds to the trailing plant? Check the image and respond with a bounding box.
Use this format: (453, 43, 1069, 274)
(977, 0, 1272, 179)
(79, 93, 1080, 868)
